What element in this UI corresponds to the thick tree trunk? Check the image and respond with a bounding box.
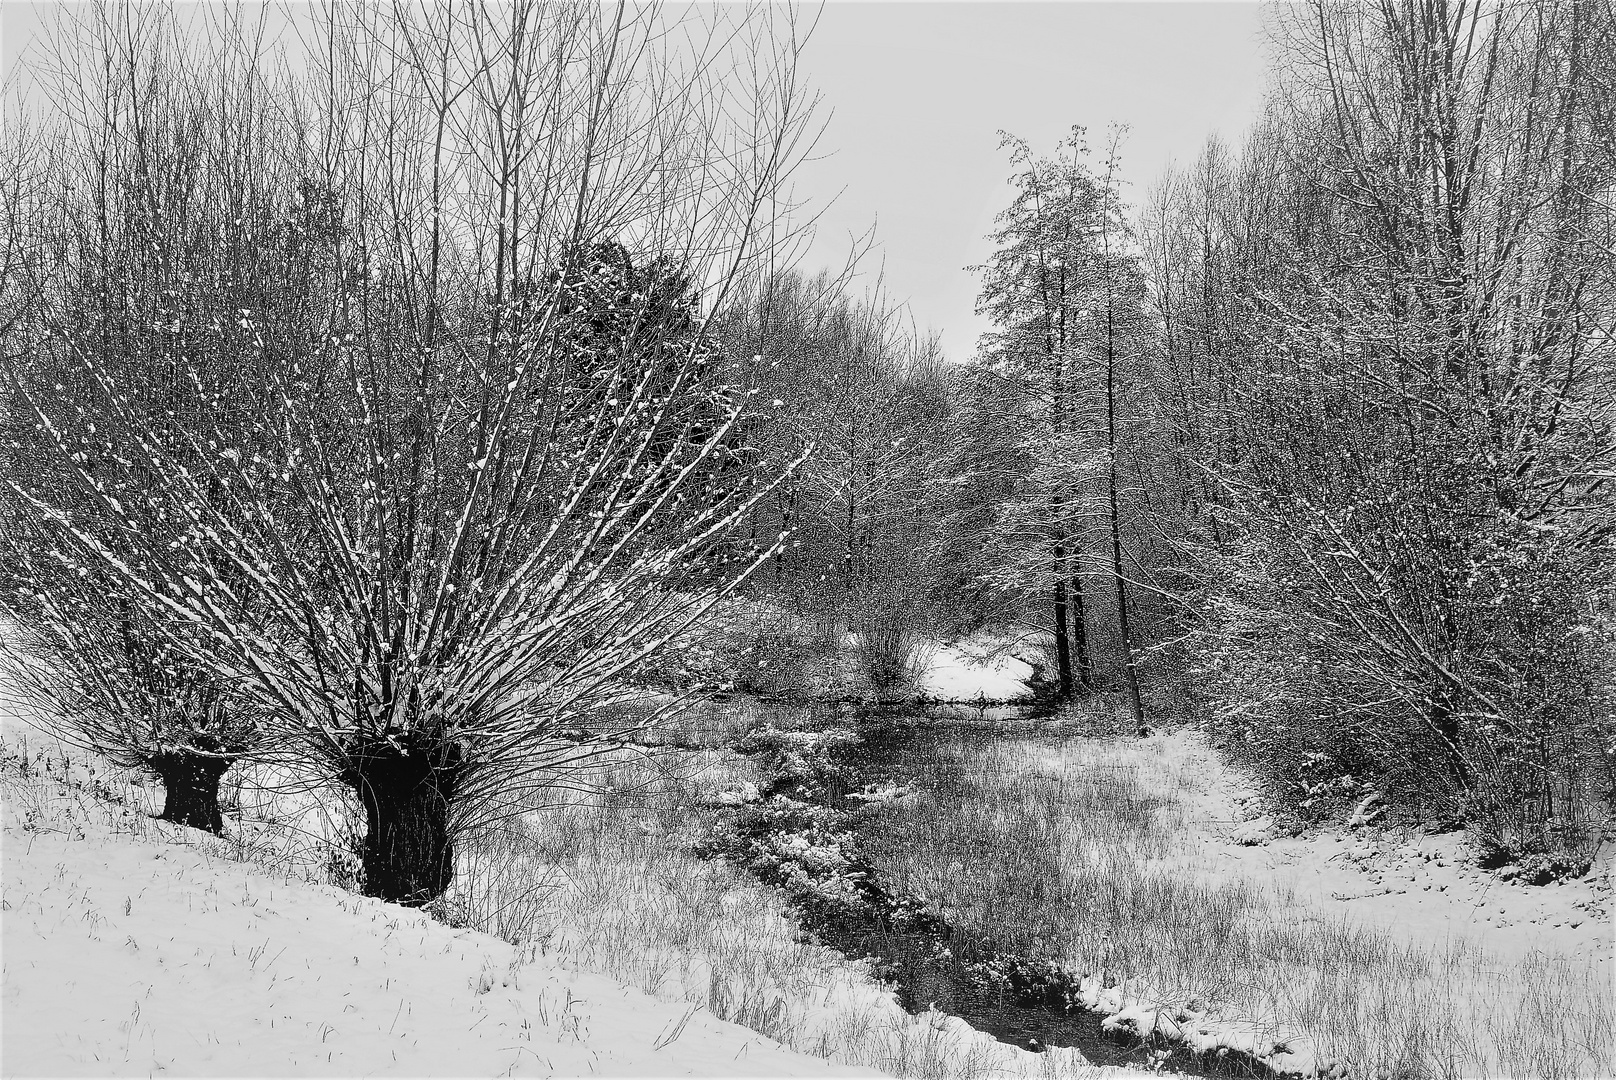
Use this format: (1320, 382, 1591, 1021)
(341, 738, 462, 907)
(149, 749, 233, 834)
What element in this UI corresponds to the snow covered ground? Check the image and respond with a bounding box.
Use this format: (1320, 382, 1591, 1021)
(0, 687, 1139, 1079)
(1014, 728, 1615, 1076)
(1, 784, 888, 1077)
(919, 637, 1032, 701)
(1104, 729, 1616, 969)
(21, 629, 1604, 1078)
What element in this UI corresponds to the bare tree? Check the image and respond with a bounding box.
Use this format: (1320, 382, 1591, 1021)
(2, 4, 310, 831)
(15, 0, 820, 902)
(719, 268, 958, 700)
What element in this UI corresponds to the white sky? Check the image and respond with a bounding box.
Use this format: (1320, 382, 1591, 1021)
(790, 2, 1274, 362)
(0, 1, 1275, 364)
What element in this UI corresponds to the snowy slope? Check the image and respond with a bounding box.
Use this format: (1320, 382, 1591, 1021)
(1, 800, 883, 1078)
(0, 659, 1150, 1080)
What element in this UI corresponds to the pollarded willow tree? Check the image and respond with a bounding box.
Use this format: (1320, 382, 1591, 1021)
(1, 6, 315, 832)
(17, 0, 820, 904)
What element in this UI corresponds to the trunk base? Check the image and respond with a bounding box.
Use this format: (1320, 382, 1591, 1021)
(341, 739, 462, 907)
(150, 750, 233, 834)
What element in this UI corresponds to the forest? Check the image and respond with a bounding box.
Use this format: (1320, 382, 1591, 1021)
(0, 1, 1614, 1077)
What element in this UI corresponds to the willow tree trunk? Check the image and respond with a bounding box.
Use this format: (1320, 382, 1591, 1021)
(341, 738, 463, 907)
(150, 749, 234, 834)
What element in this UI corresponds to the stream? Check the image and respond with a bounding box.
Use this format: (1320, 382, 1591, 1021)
(697, 705, 1282, 1078)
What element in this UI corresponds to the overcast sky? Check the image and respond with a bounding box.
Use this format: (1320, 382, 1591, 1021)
(1, 1, 1274, 363)
(791, 2, 1274, 362)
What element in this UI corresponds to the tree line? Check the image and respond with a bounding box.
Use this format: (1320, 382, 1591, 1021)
(717, 0, 1616, 868)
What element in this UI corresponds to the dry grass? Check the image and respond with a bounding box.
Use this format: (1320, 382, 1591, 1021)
(858, 727, 1615, 1079)
(432, 734, 1099, 1079)
(0, 731, 359, 884)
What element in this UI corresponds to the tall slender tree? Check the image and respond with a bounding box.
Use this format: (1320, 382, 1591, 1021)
(971, 128, 1152, 709)
(973, 130, 1101, 700)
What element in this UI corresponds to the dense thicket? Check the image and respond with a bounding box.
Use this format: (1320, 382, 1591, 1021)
(1137, 0, 1616, 858)
(714, 271, 960, 697)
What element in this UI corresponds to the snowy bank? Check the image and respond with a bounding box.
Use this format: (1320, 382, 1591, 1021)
(1, 792, 886, 1077)
(920, 638, 1032, 702)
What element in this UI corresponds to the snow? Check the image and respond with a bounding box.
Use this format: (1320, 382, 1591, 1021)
(1128, 729, 1615, 967)
(0, 684, 1144, 1080)
(845, 783, 913, 807)
(920, 637, 1031, 701)
(1001, 727, 1615, 1076)
(1, 799, 885, 1078)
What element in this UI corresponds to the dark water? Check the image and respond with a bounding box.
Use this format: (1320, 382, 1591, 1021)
(716, 713, 1280, 1078)
(799, 915, 1149, 1067)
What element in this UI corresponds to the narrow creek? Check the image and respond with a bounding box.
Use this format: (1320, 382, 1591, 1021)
(696, 705, 1282, 1078)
